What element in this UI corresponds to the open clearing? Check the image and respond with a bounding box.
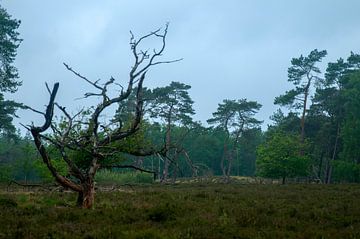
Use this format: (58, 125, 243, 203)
(0, 183, 360, 239)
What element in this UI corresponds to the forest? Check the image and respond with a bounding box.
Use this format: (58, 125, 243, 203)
(1, 2, 360, 238)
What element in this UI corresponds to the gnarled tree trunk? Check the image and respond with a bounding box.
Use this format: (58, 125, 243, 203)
(77, 180, 95, 209)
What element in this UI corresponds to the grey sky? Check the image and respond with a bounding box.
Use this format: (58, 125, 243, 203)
(2, 0, 360, 130)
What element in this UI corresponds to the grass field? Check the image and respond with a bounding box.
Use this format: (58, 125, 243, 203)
(0, 183, 360, 239)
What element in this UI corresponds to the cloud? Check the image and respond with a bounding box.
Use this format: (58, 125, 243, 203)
(52, 7, 112, 56)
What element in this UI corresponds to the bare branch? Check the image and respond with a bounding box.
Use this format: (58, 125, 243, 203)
(23, 105, 45, 116)
(76, 92, 103, 100)
(63, 63, 103, 91)
(55, 103, 74, 142)
(99, 72, 146, 145)
(19, 123, 31, 131)
(150, 58, 183, 66)
(31, 83, 59, 133)
(29, 83, 83, 192)
(129, 23, 182, 82)
(45, 82, 52, 95)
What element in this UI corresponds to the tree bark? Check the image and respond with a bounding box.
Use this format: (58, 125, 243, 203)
(171, 165, 178, 184)
(225, 150, 234, 183)
(161, 112, 172, 183)
(77, 180, 95, 209)
(326, 123, 340, 184)
(221, 143, 228, 182)
(300, 80, 311, 144)
(317, 151, 324, 180)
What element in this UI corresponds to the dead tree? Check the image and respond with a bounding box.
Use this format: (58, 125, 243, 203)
(26, 24, 180, 208)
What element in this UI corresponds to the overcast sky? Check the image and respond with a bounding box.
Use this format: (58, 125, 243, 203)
(2, 0, 360, 131)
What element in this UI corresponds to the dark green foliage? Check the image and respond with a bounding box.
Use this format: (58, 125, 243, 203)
(270, 51, 360, 183)
(0, 5, 22, 92)
(0, 184, 359, 238)
(113, 82, 197, 181)
(310, 53, 360, 183)
(207, 99, 262, 180)
(288, 49, 327, 83)
(256, 132, 310, 183)
(332, 161, 360, 183)
(207, 99, 262, 132)
(275, 49, 327, 109)
(0, 5, 22, 137)
(0, 134, 69, 183)
(275, 49, 327, 143)
(236, 128, 263, 176)
(150, 81, 195, 125)
(0, 135, 38, 182)
(0, 94, 21, 137)
(183, 127, 226, 175)
(147, 81, 196, 181)
(268, 110, 300, 134)
(340, 71, 360, 165)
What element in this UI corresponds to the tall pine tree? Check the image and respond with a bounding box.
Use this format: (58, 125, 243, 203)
(0, 5, 22, 136)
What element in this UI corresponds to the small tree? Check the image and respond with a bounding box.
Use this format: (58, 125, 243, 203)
(207, 99, 262, 182)
(256, 132, 310, 184)
(25, 25, 180, 208)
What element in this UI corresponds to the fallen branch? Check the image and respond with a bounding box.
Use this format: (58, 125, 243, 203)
(101, 164, 157, 180)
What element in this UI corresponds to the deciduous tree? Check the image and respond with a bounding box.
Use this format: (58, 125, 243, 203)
(256, 132, 310, 184)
